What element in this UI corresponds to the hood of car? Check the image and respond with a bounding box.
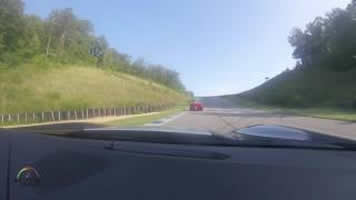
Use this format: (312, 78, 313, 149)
(236, 125, 311, 141)
(234, 125, 356, 147)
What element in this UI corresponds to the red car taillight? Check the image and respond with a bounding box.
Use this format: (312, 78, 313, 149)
(190, 102, 203, 111)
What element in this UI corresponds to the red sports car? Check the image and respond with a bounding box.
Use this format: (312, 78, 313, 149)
(190, 101, 203, 111)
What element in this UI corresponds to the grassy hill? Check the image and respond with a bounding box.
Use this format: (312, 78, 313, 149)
(0, 64, 187, 114)
(219, 66, 356, 121)
(219, 65, 356, 121)
(236, 66, 356, 109)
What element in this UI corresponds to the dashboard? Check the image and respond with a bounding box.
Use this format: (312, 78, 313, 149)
(1, 130, 356, 200)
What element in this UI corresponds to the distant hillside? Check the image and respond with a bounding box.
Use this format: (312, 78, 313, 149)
(228, 1, 356, 109)
(0, 0, 189, 114)
(237, 66, 356, 108)
(0, 0, 186, 92)
(0, 64, 187, 113)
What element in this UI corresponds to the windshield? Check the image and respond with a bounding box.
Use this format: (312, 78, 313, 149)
(1, 0, 356, 147)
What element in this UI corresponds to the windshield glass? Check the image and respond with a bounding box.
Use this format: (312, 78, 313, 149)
(1, 0, 356, 147)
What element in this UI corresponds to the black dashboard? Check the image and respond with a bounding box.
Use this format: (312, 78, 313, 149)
(1, 130, 356, 200)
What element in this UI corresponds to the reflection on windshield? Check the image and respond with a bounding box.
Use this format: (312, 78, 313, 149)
(237, 125, 310, 141)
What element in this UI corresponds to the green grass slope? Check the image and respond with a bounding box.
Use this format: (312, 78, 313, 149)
(0, 64, 187, 114)
(237, 66, 356, 109)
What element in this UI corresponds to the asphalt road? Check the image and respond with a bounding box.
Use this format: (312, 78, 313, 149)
(162, 97, 356, 140)
(12, 96, 356, 140)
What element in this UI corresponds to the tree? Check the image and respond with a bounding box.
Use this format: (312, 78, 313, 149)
(0, 33, 5, 54)
(305, 17, 326, 57)
(17, 15, 44, 59)
(0, 0, 25, 61)
(0, 0, 186, 91)
(288, 28, 308, 65)
(90, 36, 108, 66)
(323, 8, 356, 71)
(131, 57, 146, 76)
(289, 1, 356, 71)
(45, 8, 95, 63)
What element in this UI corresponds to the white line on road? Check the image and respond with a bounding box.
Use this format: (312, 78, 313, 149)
(144, 112, 186, 127)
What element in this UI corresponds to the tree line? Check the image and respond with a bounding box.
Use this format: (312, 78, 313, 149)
(289, 0, 356, 72)
(0, 0, 186, 92)
(240, 0, 356, 109)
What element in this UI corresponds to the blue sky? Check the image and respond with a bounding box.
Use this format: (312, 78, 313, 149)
(24, 0, 349, 96)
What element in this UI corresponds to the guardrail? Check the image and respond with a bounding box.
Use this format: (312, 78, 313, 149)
(0, 104, 174, 125)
